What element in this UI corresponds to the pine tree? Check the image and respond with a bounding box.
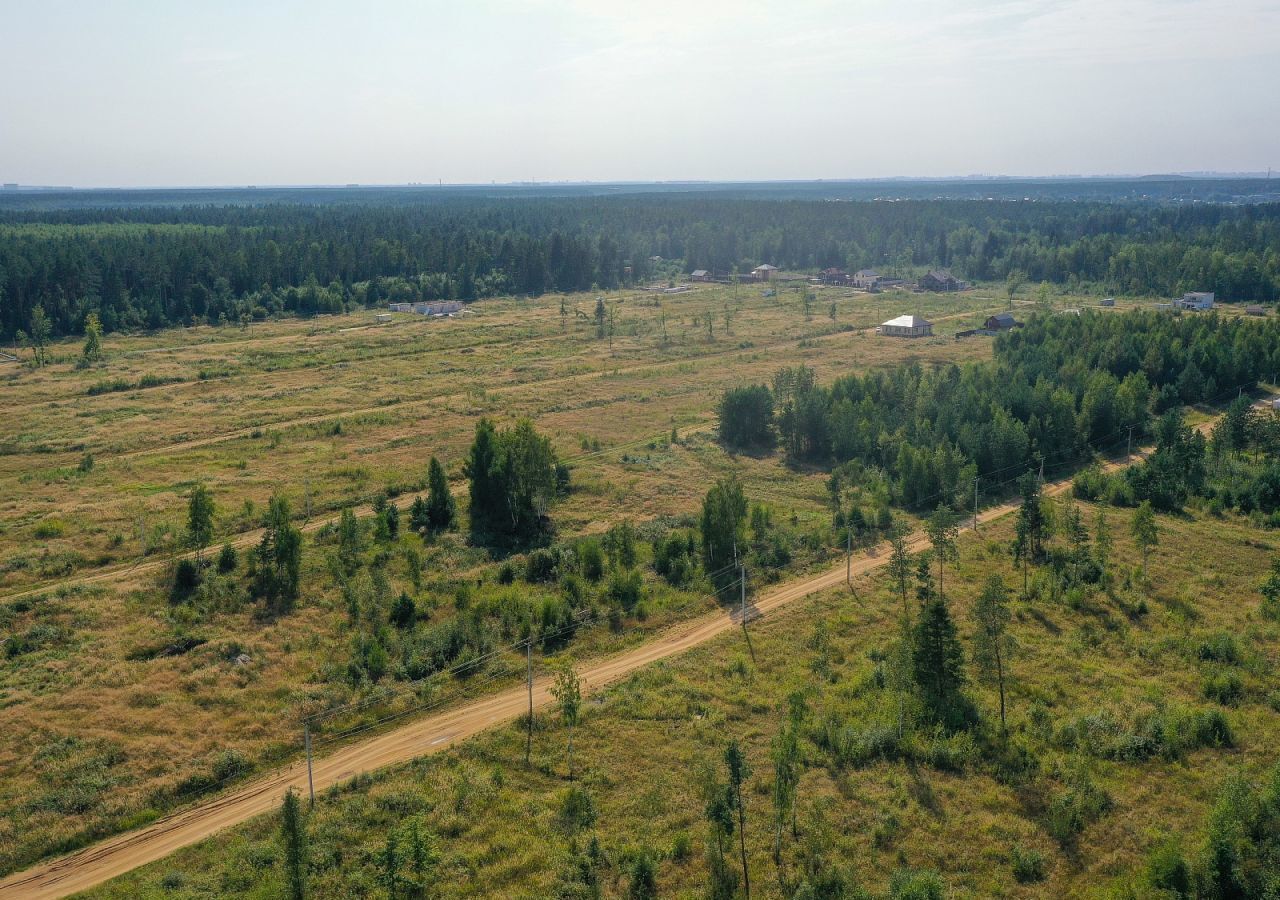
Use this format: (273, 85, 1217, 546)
(885, 532, 916, 622)
(724, 740, 752, 897)
(253, 495, 302, 613)
(912, 596, 967, 728)
(1016, 473, 1046, 559)
(971, 575, 1013, 731)
(280, 789, 307, 900)
(1093, 508, 1112, 577)
(186, 482, 215, 563)
(551, 663, 582, 780)
(464, 418, 501, 533)
(1131, 501, 1159, 571)
(426, 456, 456, 531)
(338, 508, 363, 574)
(81, 311, 104, 362)
(925, 504, 959, 601)
(409, 495, 431, 534)
(380, 832, 401, 898)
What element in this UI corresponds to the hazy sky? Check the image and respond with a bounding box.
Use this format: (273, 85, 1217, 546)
(2, 0, 1277, 186)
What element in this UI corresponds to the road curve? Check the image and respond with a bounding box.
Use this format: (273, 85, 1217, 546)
(0, 435, 1130, 900)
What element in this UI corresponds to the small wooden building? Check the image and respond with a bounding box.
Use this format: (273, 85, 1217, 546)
(983, 312, 1020, 331)
(751, 264, 778, 281)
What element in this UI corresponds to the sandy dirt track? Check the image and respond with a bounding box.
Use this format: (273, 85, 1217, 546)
(0, 437, 1128, 900)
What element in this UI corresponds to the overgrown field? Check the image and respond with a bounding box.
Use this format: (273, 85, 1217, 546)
(82, 495, 1280, 898)
(1, 284, 1013, 874)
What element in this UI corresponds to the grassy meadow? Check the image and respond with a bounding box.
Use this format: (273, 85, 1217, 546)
(1, 282, 1034, 874)
(79, 494, 1280, 899)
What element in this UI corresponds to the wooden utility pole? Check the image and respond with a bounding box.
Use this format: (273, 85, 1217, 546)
(1126, 424, 1134, 462)
(304, 723, 315, 807)
(972, 477, 979, 530)
(846, 529, 852, 587)
(525, 639, 533, 765)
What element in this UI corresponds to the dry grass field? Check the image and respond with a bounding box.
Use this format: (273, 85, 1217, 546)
(1, 284, 1024, 874)
(78, 496, 1280, 899)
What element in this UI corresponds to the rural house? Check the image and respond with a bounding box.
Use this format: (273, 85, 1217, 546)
(1246, 304, 1267, 316)
(1178, 291, 1215, 310)
(983, 312, 1020, 331)
(751, 264, 778, 281)
(919, 269, 965, 292)
(819, 267, 849, 285)
(877, 314, 933, 337)
(691, 269, 712, 282)
(853, 268, 882, 290)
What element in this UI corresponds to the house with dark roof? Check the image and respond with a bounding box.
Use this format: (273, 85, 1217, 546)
(919, 269, 965, 292)
(983, 312, 1020, 331)
(819, 267, 849, 285)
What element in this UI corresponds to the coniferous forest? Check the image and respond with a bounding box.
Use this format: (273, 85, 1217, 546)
(2, 184, 1279, 338)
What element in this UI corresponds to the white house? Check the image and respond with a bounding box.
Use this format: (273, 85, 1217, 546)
(1179, 291, 1215, 310)
(877, 314, 933, 337)
(853, 269, 882, 290)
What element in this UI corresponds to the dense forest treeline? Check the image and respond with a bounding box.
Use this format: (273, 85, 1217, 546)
(720, 311, 1280, 513)
(2, 196, 1280, 337)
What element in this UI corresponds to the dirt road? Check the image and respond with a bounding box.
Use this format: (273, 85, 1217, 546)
(0, 437, 1125, 899)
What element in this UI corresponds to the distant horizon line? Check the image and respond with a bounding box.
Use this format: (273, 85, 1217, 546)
(2, 171, 1276, 192)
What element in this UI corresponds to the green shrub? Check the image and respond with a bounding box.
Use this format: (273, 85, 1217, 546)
(1202, 671, 1244, 706)
(1010, 846, 1046, 884)
(557, 785, 596, 833)
(1196, 632, 1240, 664)
(579, 539, 605, 582)
(525, 547, 559, 583)
(33, 518, 66, 539)
(1145, 840, 1191, 895)
(171, 558, 201, 602)
(211, 749, 250, 782)
(607, 568, 643, 612)
(1047, 766, 1111, 844)
(888, 868, 945, 899)
(216, 542, 238, 574)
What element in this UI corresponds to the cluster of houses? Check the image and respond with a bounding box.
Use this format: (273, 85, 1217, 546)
(878, 311, 1023, 339)
(387, 300, 464, 316)
(691, 265, 780, 283)
(818, 267, 967, 292)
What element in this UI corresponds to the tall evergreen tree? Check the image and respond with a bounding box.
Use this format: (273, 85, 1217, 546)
(186, 482, 215, 563)
(280, 789, 307, 900)
(912, 596, 968, 729)
(425, 456, 456, 531)
(971, 575, 1013, 731)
